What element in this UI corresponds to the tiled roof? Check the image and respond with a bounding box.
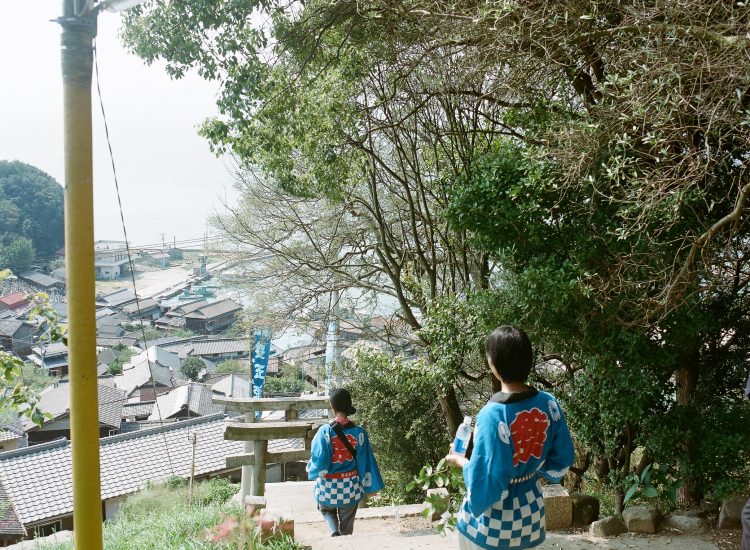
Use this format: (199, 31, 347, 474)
(99, 288, 137, 307)
(0, 423, 24, 443)
(191, 339, 249, 356)
(0, 320, 28, 338)
(121, 401, 155, 419)
(0, 480, 25, 536)
(184, 299, 243, 320)
(0, 414, 304, 526)
(122, 298, 159, 315)
(166, 299, 209, 317)
(24, 383, 126, 431)
(212, 374, 252, 398)
(148, 383, 224, 421)
(96, 337, 138, 348)
(19, 271, 62, 289)
(111, 359, 173, 397)
(31, 342, 68, 359)
(0, 292, 28, 310)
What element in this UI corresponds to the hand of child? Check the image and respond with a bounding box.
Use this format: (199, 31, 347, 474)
(444, 450, 468, 469)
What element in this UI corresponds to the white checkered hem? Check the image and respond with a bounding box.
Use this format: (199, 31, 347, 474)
(458, 486, 546, 549)
(314, 475, 364, 508)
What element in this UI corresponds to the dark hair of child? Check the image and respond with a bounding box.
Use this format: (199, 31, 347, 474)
(485, 325, 533, 383)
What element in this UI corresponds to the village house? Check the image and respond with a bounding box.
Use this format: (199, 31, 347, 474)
(149, 252, 170, 269)
(211, 373, 252, 399)
(28, 342, 69, 376)
(0, 482, 25, 547)
(0, 320, 34, 357)
(18, 271, 64, 292)
(110, 346, 179, 401)
(0, 424, 26, 454)
(183, 298, 243, 334)
(154, 299, 208, 331)
(147, 383, 224, 421)
(96, 288, 137, 309)
(0, 414, 310, 544)
(0, 292, 29, 315)
(121, 297, 161, 321)
(93, 240, 130, 280)
(23, 383, 126, 445)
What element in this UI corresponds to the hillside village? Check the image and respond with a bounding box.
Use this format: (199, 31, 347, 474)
(0, 242, 412, 546)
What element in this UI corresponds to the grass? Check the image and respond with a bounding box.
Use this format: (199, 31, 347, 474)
(36, 478, 303, 550)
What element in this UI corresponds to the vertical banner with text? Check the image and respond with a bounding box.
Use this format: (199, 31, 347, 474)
(251, 329, 272, 405)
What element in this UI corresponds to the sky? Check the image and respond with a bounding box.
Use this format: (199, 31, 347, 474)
(0, 1, 237, 247)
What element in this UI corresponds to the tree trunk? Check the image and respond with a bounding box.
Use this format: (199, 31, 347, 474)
(675, 354, 701, 506)
(614, 486, 625, 514)
(439, 386, 464, 436)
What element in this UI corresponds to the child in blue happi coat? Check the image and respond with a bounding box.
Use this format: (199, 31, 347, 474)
(445, 326, 575, 550)
(307, 388, 384, 536)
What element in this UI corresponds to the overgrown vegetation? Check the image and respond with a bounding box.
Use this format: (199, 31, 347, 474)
(122, 0, 750, 513)
(38, 478, 302, 550)
(264, 364, 313, 394)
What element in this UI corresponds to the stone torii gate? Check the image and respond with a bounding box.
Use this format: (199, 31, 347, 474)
(213, 395, 331, 500)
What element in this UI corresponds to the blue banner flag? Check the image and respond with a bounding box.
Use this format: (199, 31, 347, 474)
(251, 329, 272, 401)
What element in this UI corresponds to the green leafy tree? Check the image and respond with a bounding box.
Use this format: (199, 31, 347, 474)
(214, 359, 248, 375)
(2, 237, 35, 272)
(180, 356, 205, 381)
(263, 364, 310, 394)
(0, 161, 64, 257)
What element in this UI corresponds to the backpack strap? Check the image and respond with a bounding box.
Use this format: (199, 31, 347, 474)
(329, 419, 358, 468)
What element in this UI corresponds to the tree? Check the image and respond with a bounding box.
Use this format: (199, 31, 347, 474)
(2, 237, 35, 272)
(180, 356, 205, 381)
(214, 359, 248, 375)
(264, 364, 311, 394)
(0, 161, 64, 257)
(122, 0, 750, 506)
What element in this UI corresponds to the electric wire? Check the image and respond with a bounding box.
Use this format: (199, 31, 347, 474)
(93, 41, 175, 474)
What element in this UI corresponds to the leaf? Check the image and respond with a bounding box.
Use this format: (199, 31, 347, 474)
(643, 487, 659, 498)
(640, 463, 652, 483)
(425, 464, 433, 476)
(624, 483, 639, 503)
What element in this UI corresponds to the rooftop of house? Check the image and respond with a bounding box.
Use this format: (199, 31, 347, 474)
(121, 401, 155, 419)
(121, 298, 159, 315)
(19, 271, 62, 289)
(31, 342, 68, 359)
(0, 413, 304, 528)
(0, 481, 25, 537)
(183, 299, 243, 320)
(24, 383, 126, 432)
(111, 356, 174, 396)
(98, 288, 137, 307)
(0, 319, 31, 338)
(166, 299, 209, 317)
(147, 383, 224, 421)
(211, 374, 252, 399)
(190, 338, 250, 357)
(0, 423, 25, 443)
(0, 292, 28, 310)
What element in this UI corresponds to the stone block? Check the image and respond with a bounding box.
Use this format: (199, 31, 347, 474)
(244, 496, 267, 516)
(622, 505, 661, 534)
(571, 493, 600, 526)
(256, 509, 294, 541)
(589, 515, 627, 538)
(542, 484, 572, 530)
(424, 488, 450, 521)
(719, 495, 749, 529)
(660, 514, 709, 534)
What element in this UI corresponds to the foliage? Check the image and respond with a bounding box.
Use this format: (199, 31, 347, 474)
(214, 359, 248, 375)
(343, 350, 452, 504)
(122, 0, 750, 507)
(623, 463, 682, 509)
(38, 478, 302, 550)
(407, 459, 466, 534)
(263, 364, 310, 394)
(0, 290, 61, 427)
(2, 237, 35, 272)
(0, 160, 64, 257)
(181, 357, 206, 381)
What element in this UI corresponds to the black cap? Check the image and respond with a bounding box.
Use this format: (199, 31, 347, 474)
(330, 388, 356, 416)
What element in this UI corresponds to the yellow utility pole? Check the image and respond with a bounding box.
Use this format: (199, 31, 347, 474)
(59, 1, 102, 548)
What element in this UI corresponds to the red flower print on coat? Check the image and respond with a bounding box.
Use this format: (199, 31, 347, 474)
(510, 408, 550, 466)
(331, 432, 358, 464)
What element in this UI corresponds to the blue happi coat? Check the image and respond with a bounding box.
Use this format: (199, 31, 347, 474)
(457, 389, 574, 549)
(307, 418, 384, 508)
